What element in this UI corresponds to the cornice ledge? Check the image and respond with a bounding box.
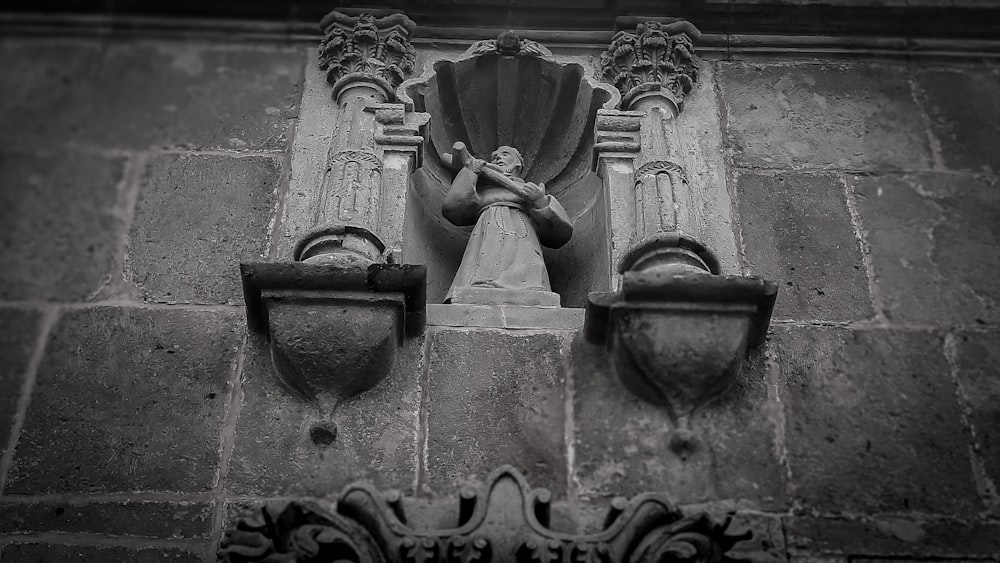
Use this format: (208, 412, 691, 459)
(3, 13, 1000, 60)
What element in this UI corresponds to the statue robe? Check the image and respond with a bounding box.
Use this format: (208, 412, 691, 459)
(442, 167, 573, 303)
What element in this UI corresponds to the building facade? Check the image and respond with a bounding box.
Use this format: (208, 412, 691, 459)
(0, 1, 998, 561)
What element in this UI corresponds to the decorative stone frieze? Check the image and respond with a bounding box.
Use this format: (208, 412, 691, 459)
(319, 11, 417, 102)
(599, 18, 701, 113)
(219, 465, 756, 562)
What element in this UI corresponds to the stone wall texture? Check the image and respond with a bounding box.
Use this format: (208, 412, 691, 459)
(0, 34, 998, 563)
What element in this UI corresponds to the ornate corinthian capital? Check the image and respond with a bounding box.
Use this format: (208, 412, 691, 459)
(319, 11, 417, 101)
(599, 18, 701, 111)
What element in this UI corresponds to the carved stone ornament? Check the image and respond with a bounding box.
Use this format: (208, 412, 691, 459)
(464, 30, 553, 58)
(599, 19, 701, 111)
(584, 234, 777, 423)
(218, 465, 768, 563)
(240, 259, 426, 403)
(319, 11, 417, 101)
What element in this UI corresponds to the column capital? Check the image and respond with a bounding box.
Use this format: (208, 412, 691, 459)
(599, 17, 701, 113)
(318, 10, 417, 103)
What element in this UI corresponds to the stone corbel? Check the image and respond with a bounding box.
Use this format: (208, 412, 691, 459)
(240, 10, 426, 407)
(241, 260, 426, 402)
(585, 234, 776, 425)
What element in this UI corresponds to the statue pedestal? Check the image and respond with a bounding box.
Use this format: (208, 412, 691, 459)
(450, 287, 561, 307)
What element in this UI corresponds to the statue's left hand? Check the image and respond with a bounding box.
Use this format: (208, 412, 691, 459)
(520, 181, 547, 207)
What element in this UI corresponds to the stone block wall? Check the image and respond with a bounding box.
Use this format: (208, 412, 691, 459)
(0, 34, 998, 562)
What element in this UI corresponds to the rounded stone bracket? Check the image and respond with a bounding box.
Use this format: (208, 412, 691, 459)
(240, 262, 426, 401)
(584, 234, 777, 420)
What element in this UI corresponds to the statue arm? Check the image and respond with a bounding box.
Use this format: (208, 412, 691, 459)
(442, 167, 482, 227)
(529, 195, 574, 249)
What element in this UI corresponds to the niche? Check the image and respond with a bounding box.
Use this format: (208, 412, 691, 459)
(400, 48, 618, 308)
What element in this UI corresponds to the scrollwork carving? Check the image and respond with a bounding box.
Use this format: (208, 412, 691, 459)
(401, 536, 442, 563)
(218, 500, 386, 563)
(569, 543, 611, 563)
(220, 466, 765, 563)
(448, 536, 492, 563)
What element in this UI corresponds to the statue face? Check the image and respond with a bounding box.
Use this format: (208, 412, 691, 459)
(490, 146, 523, 176)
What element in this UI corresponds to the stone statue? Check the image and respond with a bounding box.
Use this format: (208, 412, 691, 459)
(442, 142, 573, 305)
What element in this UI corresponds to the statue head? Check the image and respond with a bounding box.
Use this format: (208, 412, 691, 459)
(490, 146, 524, 177)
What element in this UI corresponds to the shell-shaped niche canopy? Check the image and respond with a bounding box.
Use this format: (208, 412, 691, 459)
(400, 48, 619, 224)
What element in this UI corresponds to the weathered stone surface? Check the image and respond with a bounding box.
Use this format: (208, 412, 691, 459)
(0, 40, 103, 151)
(0, 543, 203, 562)
(573, 333, 787, 508)
(5, 306, 240, 494)
(0, 501, 213, 538)
(0, 308, 43, 460)
(226, 333, 422, 496)
(952, 330, 1000, 506)
(915, 68, 1000, 174)
(850, 172, 1000, 325)
(774, 326, 980, 514)
(0, 39, 303, 151)
(786, 515, 1000, 558)
(423, 328, 568, 496)
(736, 170, 871, 322)
(128, 154, 279, 304)
(0, 150, 127, 301)
(719, 62, 931, 169)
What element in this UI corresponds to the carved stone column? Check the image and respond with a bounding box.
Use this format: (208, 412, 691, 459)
(587, 18, 777, 434)
(599, 18, 702, 252)
(239, 10, 427, 410)
(301, 11, 421, 266)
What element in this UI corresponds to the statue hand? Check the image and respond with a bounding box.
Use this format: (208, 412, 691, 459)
(467, 157, 486, 174)
(521, 181, 547, 207)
